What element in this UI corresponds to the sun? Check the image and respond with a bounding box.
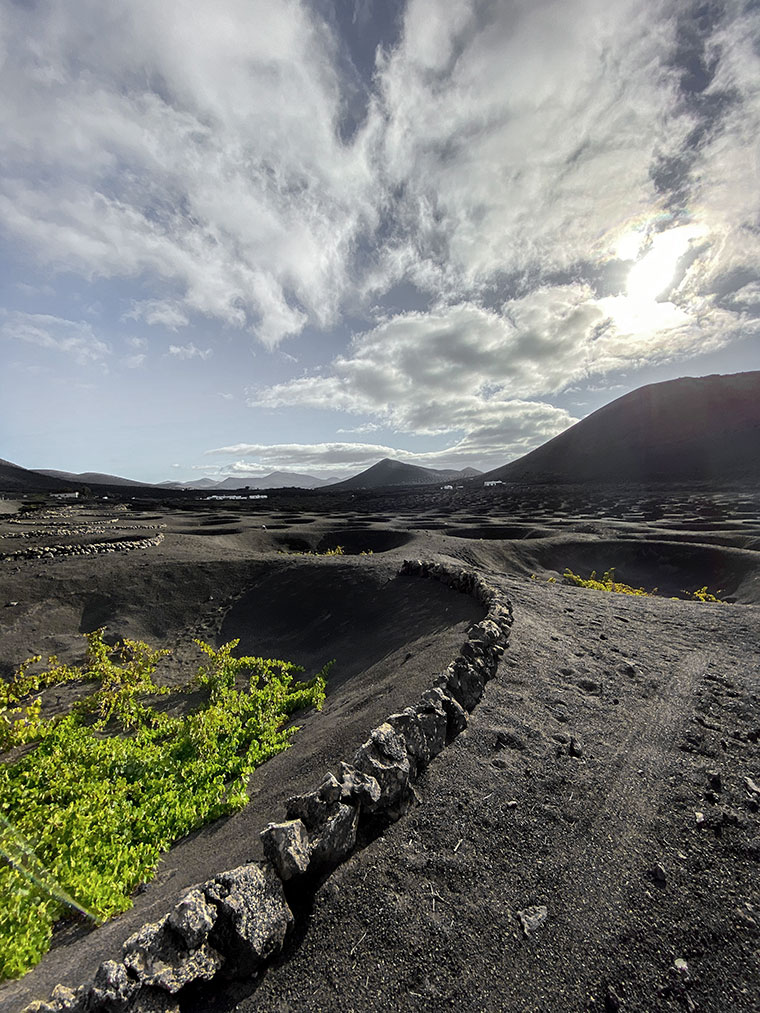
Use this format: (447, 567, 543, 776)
(626, 224, 703, 303)
(601, 223, 705, 335)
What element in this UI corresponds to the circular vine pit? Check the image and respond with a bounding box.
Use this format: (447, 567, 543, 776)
(447, 524, 551, 540)
(315, 529, 412, 554)
(530, 537, 760, 602)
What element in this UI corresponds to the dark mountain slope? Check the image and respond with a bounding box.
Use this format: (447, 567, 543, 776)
(211, 472, 335, 490)
(483, 371, 760, 484)
(35, 469, 149, 487)
(327, 458, 477, 490)
(0, 459, 75, 493)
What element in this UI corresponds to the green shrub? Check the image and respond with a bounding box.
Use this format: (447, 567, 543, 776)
(0, 631, 328, 981)
(562, 567, 654, 596)
(684, 585, 729, 604)
(278, 544, 345, 556)
(562, 568, 730, 603)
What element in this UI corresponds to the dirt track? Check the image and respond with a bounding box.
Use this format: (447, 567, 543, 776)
(1, 487, 759, 1012)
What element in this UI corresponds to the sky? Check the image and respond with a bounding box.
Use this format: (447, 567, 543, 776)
(1, 0, 759, 484)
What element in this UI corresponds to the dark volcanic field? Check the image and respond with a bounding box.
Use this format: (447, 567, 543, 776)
(1, 483, 759, 1013)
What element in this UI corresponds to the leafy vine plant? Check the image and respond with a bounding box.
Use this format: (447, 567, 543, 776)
(529, 568, 731, 602)
(0, 630, 329, 981)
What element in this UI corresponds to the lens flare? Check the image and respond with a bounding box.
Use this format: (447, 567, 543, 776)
(0, 814, 96, 922)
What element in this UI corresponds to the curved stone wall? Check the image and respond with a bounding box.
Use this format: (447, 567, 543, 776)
(1, 533, 164, 562)
(20, 560, 513, 1013)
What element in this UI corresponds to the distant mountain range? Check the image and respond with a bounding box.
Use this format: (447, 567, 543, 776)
(0, 459, 74, 493)
(169, 471, 342, 490)
(27, 469, 341, 491)
(24, 463, 478, 492)
(3, 371, 758, 494)
(37, 469, 149, 487)
(326, 458, 482, 490)
(481, 371, 760, 485)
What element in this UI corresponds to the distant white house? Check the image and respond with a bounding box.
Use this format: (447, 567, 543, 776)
(206, 493, 268, 500)
(51, 491, 79, 499)
(484, 480, 504, 487)
(442, 484, 453, 490)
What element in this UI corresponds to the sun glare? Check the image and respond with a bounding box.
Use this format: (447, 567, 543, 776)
(601, 223, 705, 336)
(626, 224, 703, 303)
(615, 230, 644, 261)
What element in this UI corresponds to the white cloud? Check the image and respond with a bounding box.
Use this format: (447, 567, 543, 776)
(680, 8, 760, 299)
(253, 299, 594, 426)
(2, 1, 759, 480)
(337, 422, 382, 434)
(724, 282, 760, 310)
(125, 300, 190, 331)
(364, 0, 692, 297)
(1, 0, 757, 366)
(168, 343, 212, 360)
(0, 0, 376, 347)
(207, 392, 575, 472)
(251, 283, 737, 439)
(14, 281, 55, 297)
(121, 353, 146, 369)
(0, 310, 109, 364)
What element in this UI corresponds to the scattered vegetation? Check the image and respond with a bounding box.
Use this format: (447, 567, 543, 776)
(280, 544, 345, 556)
(279, 545, 375, 557)
(559, 568, 730, 603)
(562, 568, 655, 596)
(0, 631, 328, 981)
(683, 586, 729, 604)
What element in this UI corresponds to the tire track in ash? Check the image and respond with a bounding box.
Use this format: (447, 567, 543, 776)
(550, 647, 706, 944)
(489, 580, 710, 1008)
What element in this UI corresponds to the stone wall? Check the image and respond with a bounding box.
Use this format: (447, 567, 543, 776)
(1, 533, 164, 562)
(21, 560, 513, 1013)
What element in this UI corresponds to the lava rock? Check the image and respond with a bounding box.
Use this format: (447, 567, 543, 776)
(87, 960, 140, 1011)
(421, 686, 467, 741)
(440, 657, 485, 712)
(204, 862, 293, 979)
(352, 723, 411, 811)
(167, 888, 217, 950)
(122, 916, 222, 993)
(21, 984, 88, 1013)
(308, 803, 359, 869)
(337, 761, 382, 808)
(387, 707, 432, 775)
(285, 778, 340, 830)
(260, 819, 311, 881)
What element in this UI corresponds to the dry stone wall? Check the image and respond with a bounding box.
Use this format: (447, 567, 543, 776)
(21, 560, 513, 1013)
(1, 533, 164, 562)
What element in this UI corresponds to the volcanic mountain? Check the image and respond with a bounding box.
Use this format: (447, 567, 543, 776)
(209, 472, 338, 490)
(0, 459, 75, 493)
(36, 469, 149, 487)
(483, 371, 760, 485)
(327, 459, 481, 490)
